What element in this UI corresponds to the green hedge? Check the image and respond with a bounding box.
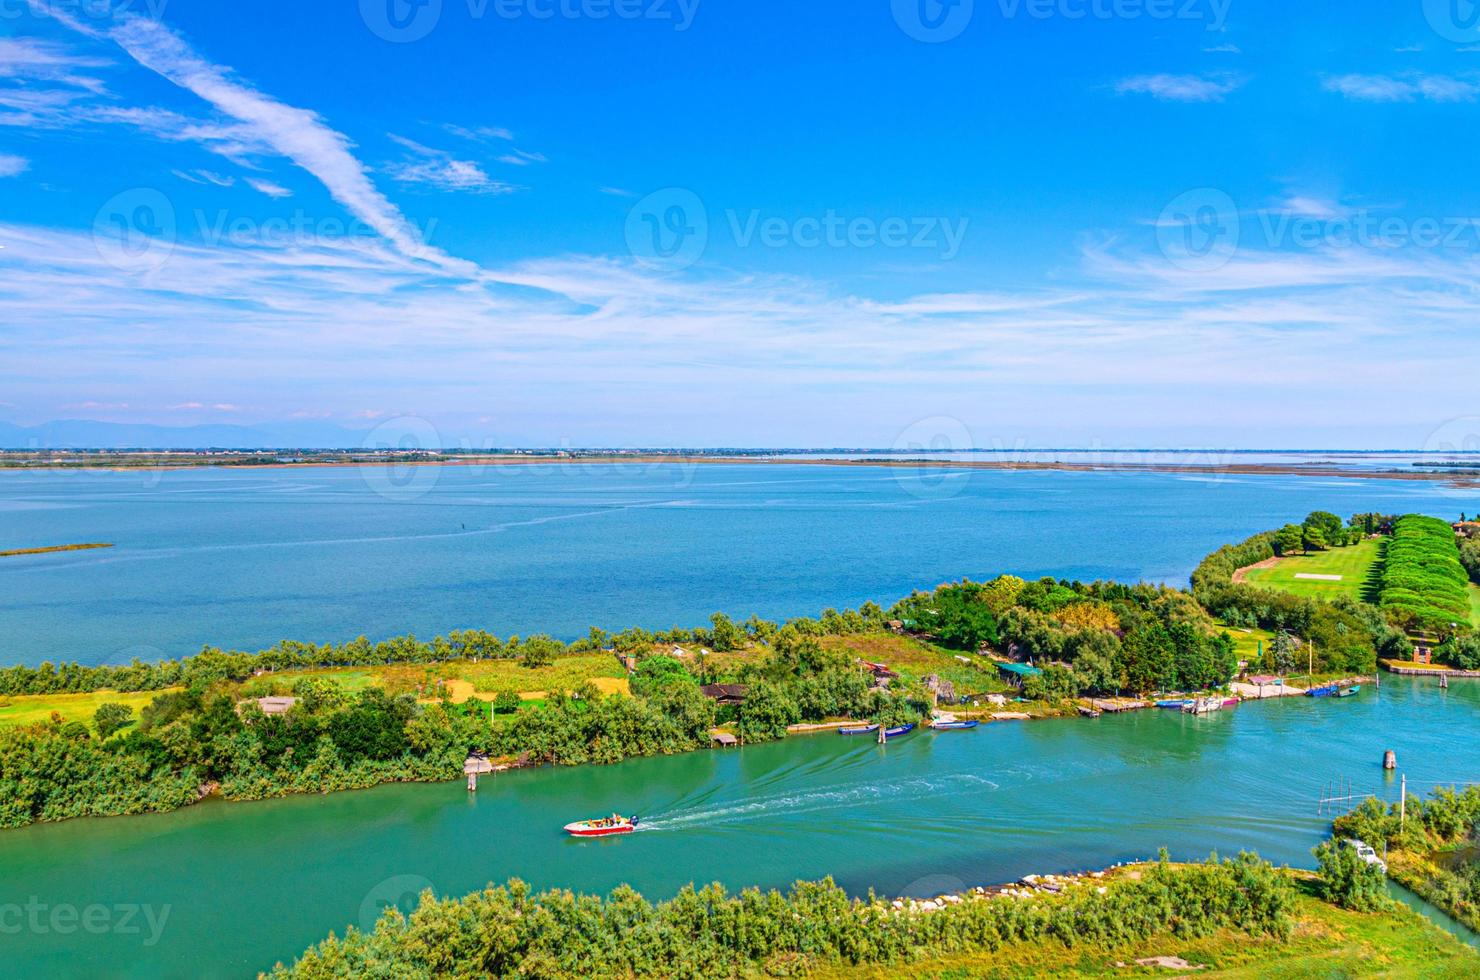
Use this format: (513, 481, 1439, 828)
(1379, 516, 1471, 632)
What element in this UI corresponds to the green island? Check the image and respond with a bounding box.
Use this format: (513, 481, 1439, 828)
(6, 509, 1479, 830)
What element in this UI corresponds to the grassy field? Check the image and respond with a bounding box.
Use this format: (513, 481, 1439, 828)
(818, 633, 1009, 695)
(814, 879, 1478, 978)
(1240, 538, 1384, 602)
(0, 688, 180, 729)
(1217, 623, 1277, 667)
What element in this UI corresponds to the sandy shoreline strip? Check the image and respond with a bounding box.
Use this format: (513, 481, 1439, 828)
(2, 454, 1477, 486)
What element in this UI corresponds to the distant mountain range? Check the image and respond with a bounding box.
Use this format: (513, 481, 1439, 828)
(0, 419, 382, 450)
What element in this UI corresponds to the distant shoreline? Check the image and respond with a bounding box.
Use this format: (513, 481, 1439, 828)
(1, 454, 1478, 486)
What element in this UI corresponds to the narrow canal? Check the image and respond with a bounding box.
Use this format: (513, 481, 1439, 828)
(4, 676, 1476, 978)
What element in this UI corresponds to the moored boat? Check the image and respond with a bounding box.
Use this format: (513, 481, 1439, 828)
(1336, 684, 1361, 698)
(1155, 699, 1190, 709)
(838, 723, 880, 736)
(882, 723, 915, 738)
(1222, 697, 1239, 707)
(1306, 684, 1338, 698)
(564, 813, 639, 837)
(932, 719, 979, 730)
(1182, 697, 1223, 715)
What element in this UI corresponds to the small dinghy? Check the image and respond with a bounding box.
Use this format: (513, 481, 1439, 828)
(1306, 684, 1338, 698)
(882, 723, 915, 739)
(1155, 699, 1190, 709)
(838, 723, 880, 736)
(564, 813, 638, 837)
(932, 719, 979, 730)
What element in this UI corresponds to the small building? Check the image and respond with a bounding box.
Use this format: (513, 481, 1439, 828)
(699, 683, 749, 705)
(711, 732, 739, 747)
(255, 696, 298, 715)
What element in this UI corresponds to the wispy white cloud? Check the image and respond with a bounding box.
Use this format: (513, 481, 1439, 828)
(172, 168, 235, 187)
(1115, 73, 1244, 102)
(384, 133, 519, 194)
(1322, 73, 1480, 102)
(497, 148, 547, 166)
(1203, 43, 1241, 54)
(246, 177, 292, 198)
(0, 153, 29, 178)
(17, 11, 472, 272)
(600, 187, 636, 198)
(444, 123, 514, 142)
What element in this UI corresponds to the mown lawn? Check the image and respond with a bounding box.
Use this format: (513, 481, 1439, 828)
(1241, 538, 1384, 603)
(816, 880, 1477, 978)
(0, 688, 181, 729)
(1216, 623, 1277, 667)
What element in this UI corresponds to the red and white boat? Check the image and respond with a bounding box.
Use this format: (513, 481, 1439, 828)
(564, 813, 639, 837)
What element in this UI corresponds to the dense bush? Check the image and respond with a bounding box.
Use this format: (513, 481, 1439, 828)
(1313, 838, 1387, 911)
(272, 853, 1294, 979)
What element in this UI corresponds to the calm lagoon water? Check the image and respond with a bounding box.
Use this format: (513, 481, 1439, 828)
(1, 462, 1477, 665)
(4, 463, 1480, 976)
(1, 678, 1477, 978)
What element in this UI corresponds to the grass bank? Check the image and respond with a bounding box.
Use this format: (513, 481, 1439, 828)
(821, 879, 1476, 978)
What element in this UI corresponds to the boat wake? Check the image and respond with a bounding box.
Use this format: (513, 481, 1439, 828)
(638, 772, 998, 832)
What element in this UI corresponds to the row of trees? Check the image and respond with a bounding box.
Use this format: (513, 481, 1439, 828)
(1378, 515, 1472, 632)
(273, 854, 1294, 979)
(1272, 510, 1363, 555)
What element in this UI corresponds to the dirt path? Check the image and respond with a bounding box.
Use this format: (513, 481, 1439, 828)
(1231, 556, 1280, 584)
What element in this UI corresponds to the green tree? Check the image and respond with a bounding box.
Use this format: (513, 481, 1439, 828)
(735, 681, 800, 742)
(492, 690, 521, 714)
(1314, 838, 1387, 911)
(1274, 524, 1304, 557)
(708, 613, 745, 653)
(93, 702, 134, 739)
(1302, 525, 1327, 553)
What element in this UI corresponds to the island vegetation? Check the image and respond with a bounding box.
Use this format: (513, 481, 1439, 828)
(1333, 783, 1480, 934)
(0, 508, 1472, 831)
(270, 851, 1479, 979)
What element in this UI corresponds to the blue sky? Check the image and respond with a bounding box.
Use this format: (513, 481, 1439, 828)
(2, 0, 1479, 448)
